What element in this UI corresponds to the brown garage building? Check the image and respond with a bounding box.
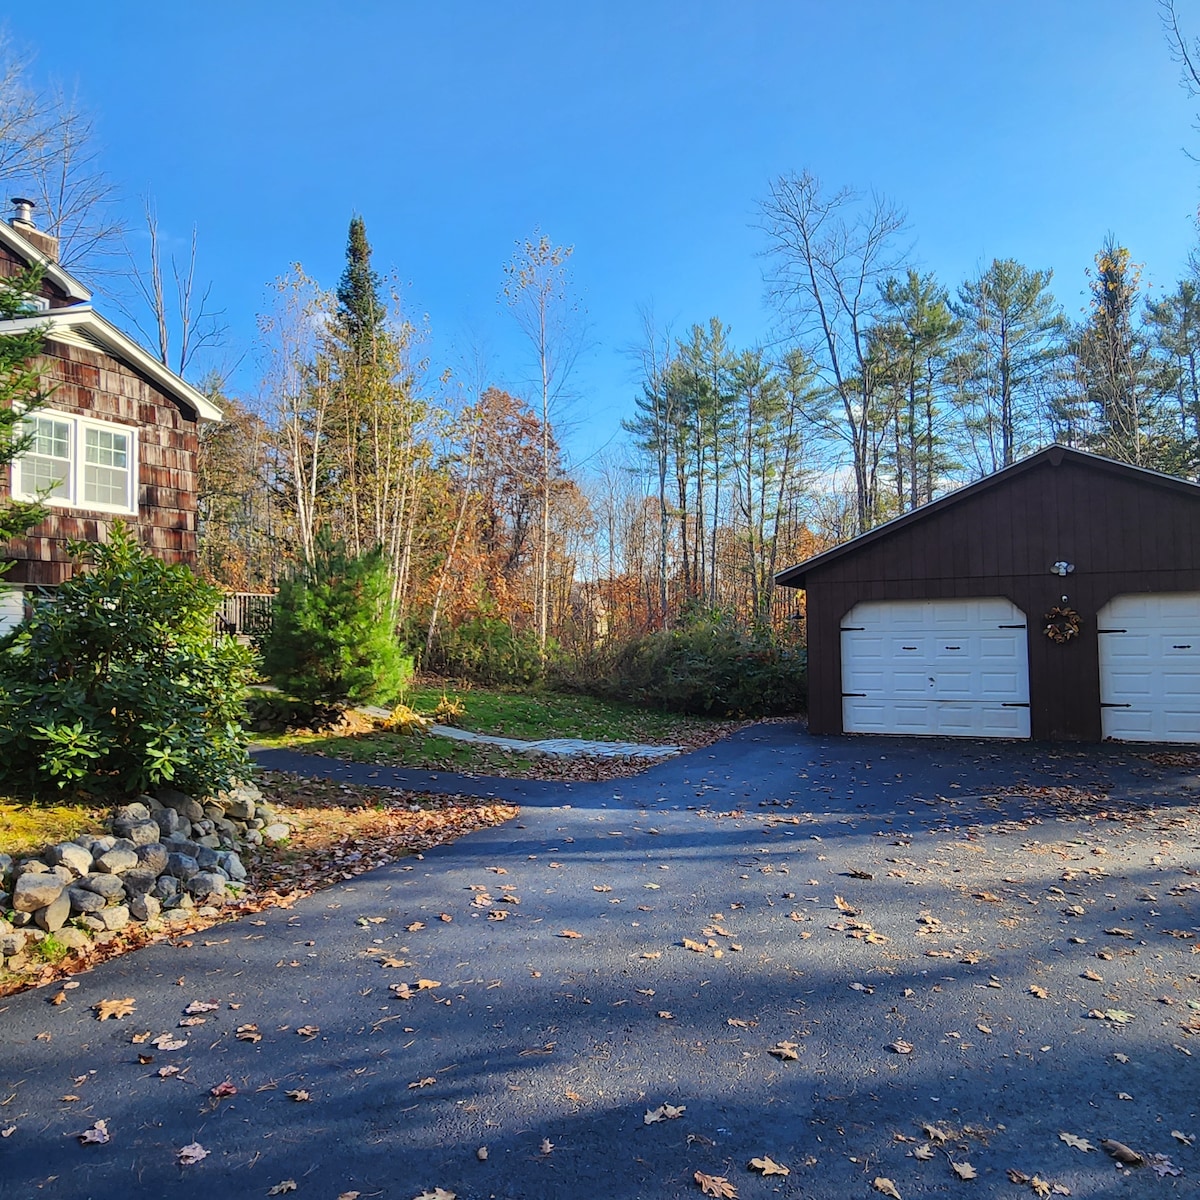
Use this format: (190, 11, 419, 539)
(776, 446, 1200, 743)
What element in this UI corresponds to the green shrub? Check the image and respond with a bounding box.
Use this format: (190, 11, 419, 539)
(0, 522, 255, 797)
(425, 614, 546, 686)
(560, 610, 806, 717)
(261, 533, 412, 706)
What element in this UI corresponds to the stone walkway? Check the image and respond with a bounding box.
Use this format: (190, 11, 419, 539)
(357, 706, 681, 759)
(426, 723, 681, 758)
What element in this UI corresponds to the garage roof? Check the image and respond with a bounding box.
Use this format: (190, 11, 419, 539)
(775, 445, 1200, 589)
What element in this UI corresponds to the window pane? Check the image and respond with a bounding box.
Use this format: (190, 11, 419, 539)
(19, 418, 71, 500)
(30, 418, 71, 460)
(84, 427, 128, 469)
(82, 427, 132, 508)
(20, 455, 70, 499)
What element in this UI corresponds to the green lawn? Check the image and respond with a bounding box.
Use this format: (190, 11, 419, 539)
(401, 684, 717, 743)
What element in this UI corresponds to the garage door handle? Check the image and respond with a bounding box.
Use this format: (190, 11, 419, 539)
(1173, 644, 1192, 650)
(1097, 628, 1126, 634)
(842, 692, 867, 698)
(1001, 702, 1030, 708)
(1100, 702, 1132, 708)
(998, 623, 1027, 629)
(841, 626, 865, 632)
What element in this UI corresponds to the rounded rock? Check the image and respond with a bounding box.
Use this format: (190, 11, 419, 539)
(100, 905, 130, 932)
(67, 887, 107, 914)
(186, 872, 227, 903)
(135, 843, 169, 875)
(81, 873, 126, 900)
(94, 846, 139, 874)
(12, 873, 65, 913)
(35, 891, 72, 932)
(166, 853, 200, 881)
(46, 842, 94, 877)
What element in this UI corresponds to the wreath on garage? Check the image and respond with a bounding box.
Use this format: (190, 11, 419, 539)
(1042, 605, 1082, 644)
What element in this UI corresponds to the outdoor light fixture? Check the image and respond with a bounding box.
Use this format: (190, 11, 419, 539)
(1050, 561, 1074, 577)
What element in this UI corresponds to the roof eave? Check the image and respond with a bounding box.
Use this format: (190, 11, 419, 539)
(0, 221, 92, 303)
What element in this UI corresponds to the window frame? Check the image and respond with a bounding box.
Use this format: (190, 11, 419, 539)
(12, 409, 139, 516)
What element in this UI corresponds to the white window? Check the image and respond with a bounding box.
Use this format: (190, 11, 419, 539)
(13, 411, 138, 515)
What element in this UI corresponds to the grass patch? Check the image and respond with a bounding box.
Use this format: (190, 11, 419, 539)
(0, 797, 105, 858)
(400, 684, 721, 743)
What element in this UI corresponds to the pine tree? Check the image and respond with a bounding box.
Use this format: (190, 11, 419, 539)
(1, 263, 50, 560)
(335, 215, 387, 366)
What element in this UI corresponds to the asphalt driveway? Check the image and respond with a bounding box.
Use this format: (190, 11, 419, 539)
(2, 723, 1198, 1199)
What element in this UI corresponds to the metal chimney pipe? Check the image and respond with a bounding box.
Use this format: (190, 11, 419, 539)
(10, 197, 35, 227)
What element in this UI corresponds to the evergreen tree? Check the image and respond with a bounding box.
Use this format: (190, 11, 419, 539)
(335, 215, 387, 366)
(951, 259, 1066, 474)
(1145, 273, 1200, 479)
(262, 531, 412, 706)
(0, 262, 50, 560)
(1071, 239, 1159, 466)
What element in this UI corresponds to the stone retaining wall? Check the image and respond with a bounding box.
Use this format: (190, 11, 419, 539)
(0, 781, 289, 972)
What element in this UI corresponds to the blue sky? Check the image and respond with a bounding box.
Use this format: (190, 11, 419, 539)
(5, 2, 1198, 463)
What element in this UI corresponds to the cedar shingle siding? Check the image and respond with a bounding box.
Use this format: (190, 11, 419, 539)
(2, 339, 200, 586)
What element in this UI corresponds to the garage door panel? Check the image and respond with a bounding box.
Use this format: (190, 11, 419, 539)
(1099, 593, 1200, 744)
(842, 599, 1030, 738)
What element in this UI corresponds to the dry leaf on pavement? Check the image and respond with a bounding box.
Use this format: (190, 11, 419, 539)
(889, 1039, 914, 1055)
(644, 1103, 686, 1124)
(178, 1142, 209, 1165)
(748, 1156, 789, 1176)
(768, 1040, 800, 1061)
(94, 998, 136, 1020)
(413, 1191, 456, 1200)
(912, 1144, 934, 1161)
(1029, 985, 1049, 999)
(286, 1089, 311, 1102)
(236, 1023, 262, 1042)
(78, 1119, 110, 1145)
(210, 1081, 238, 1098)
(873, 1179, 901, 1199)
(950, 1160, 977, 1180)
(540, 1137, 554, 1155)
(268, 1183, 297, 1196)
(557, 930, 582, 939)
(1059, 1131, 1094, 1151)
(694, 1171, 737, 1198)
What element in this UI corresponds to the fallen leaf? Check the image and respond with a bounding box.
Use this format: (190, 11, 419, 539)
(1081, 969, 1103, 982)
(210, 1081, 238, 1098)
(412, 1190, 455, 1200)
(408, 1077, 436, 1090)
(657, 1010, 674, 1019)
(834, 895, 857, 914)
(236, 1023, 262, 1043)
(644, 1103, 687, 1124)
(415, 979, 441, 990)
(593, 885, 613, 893)
(973, 891, 1001, 902)
(0, 1126, 14, 1137)
(50, 991, 66, 1006)
(296, 1025, 319, 1037)
(682, 938, 708, 953)
(438, 913, 453, 923)
(1029, 985, 1049, 999)
(151, 1035, 187, 1052)
(873, 1178, 901, 1199)
(1171, 1130, 1195, 1146)
(178, 1141, 209, 1165)
(1100, 1139, 1144, 1165)
(1149, 1153, 1181, 1178)
(406, 922, 426, 931)
(748, 1156, 789, 1176)
(694, 1171, 737, 1198)
(768, 1040, 801, 1061)
(78, 1119, 110, 1145)
(950, 1160, 977, 1180)
(267, 1183, 297, 1196)
(912, 1144, 934, 1161)
(922, 1123, 950, 1144)
(476, 1146, 488, 1160)
(157, 1066, 180, 1078)
(1059, 1131, 1094, 1151)
(184, 1000, 219, 1014)
(286, 1089, 311, 1102)
(540, 1137, 554, 1155)
(94, 998, 136, 1021)
(557, 930, 582, 939)
(889, 1039, 914, 1055)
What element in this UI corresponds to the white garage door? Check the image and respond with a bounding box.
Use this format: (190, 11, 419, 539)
(1098, 593, 1200, 744)
(841, 598, 1031, 738)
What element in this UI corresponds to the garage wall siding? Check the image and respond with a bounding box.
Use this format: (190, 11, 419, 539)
(800, 455, 1200, 741)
